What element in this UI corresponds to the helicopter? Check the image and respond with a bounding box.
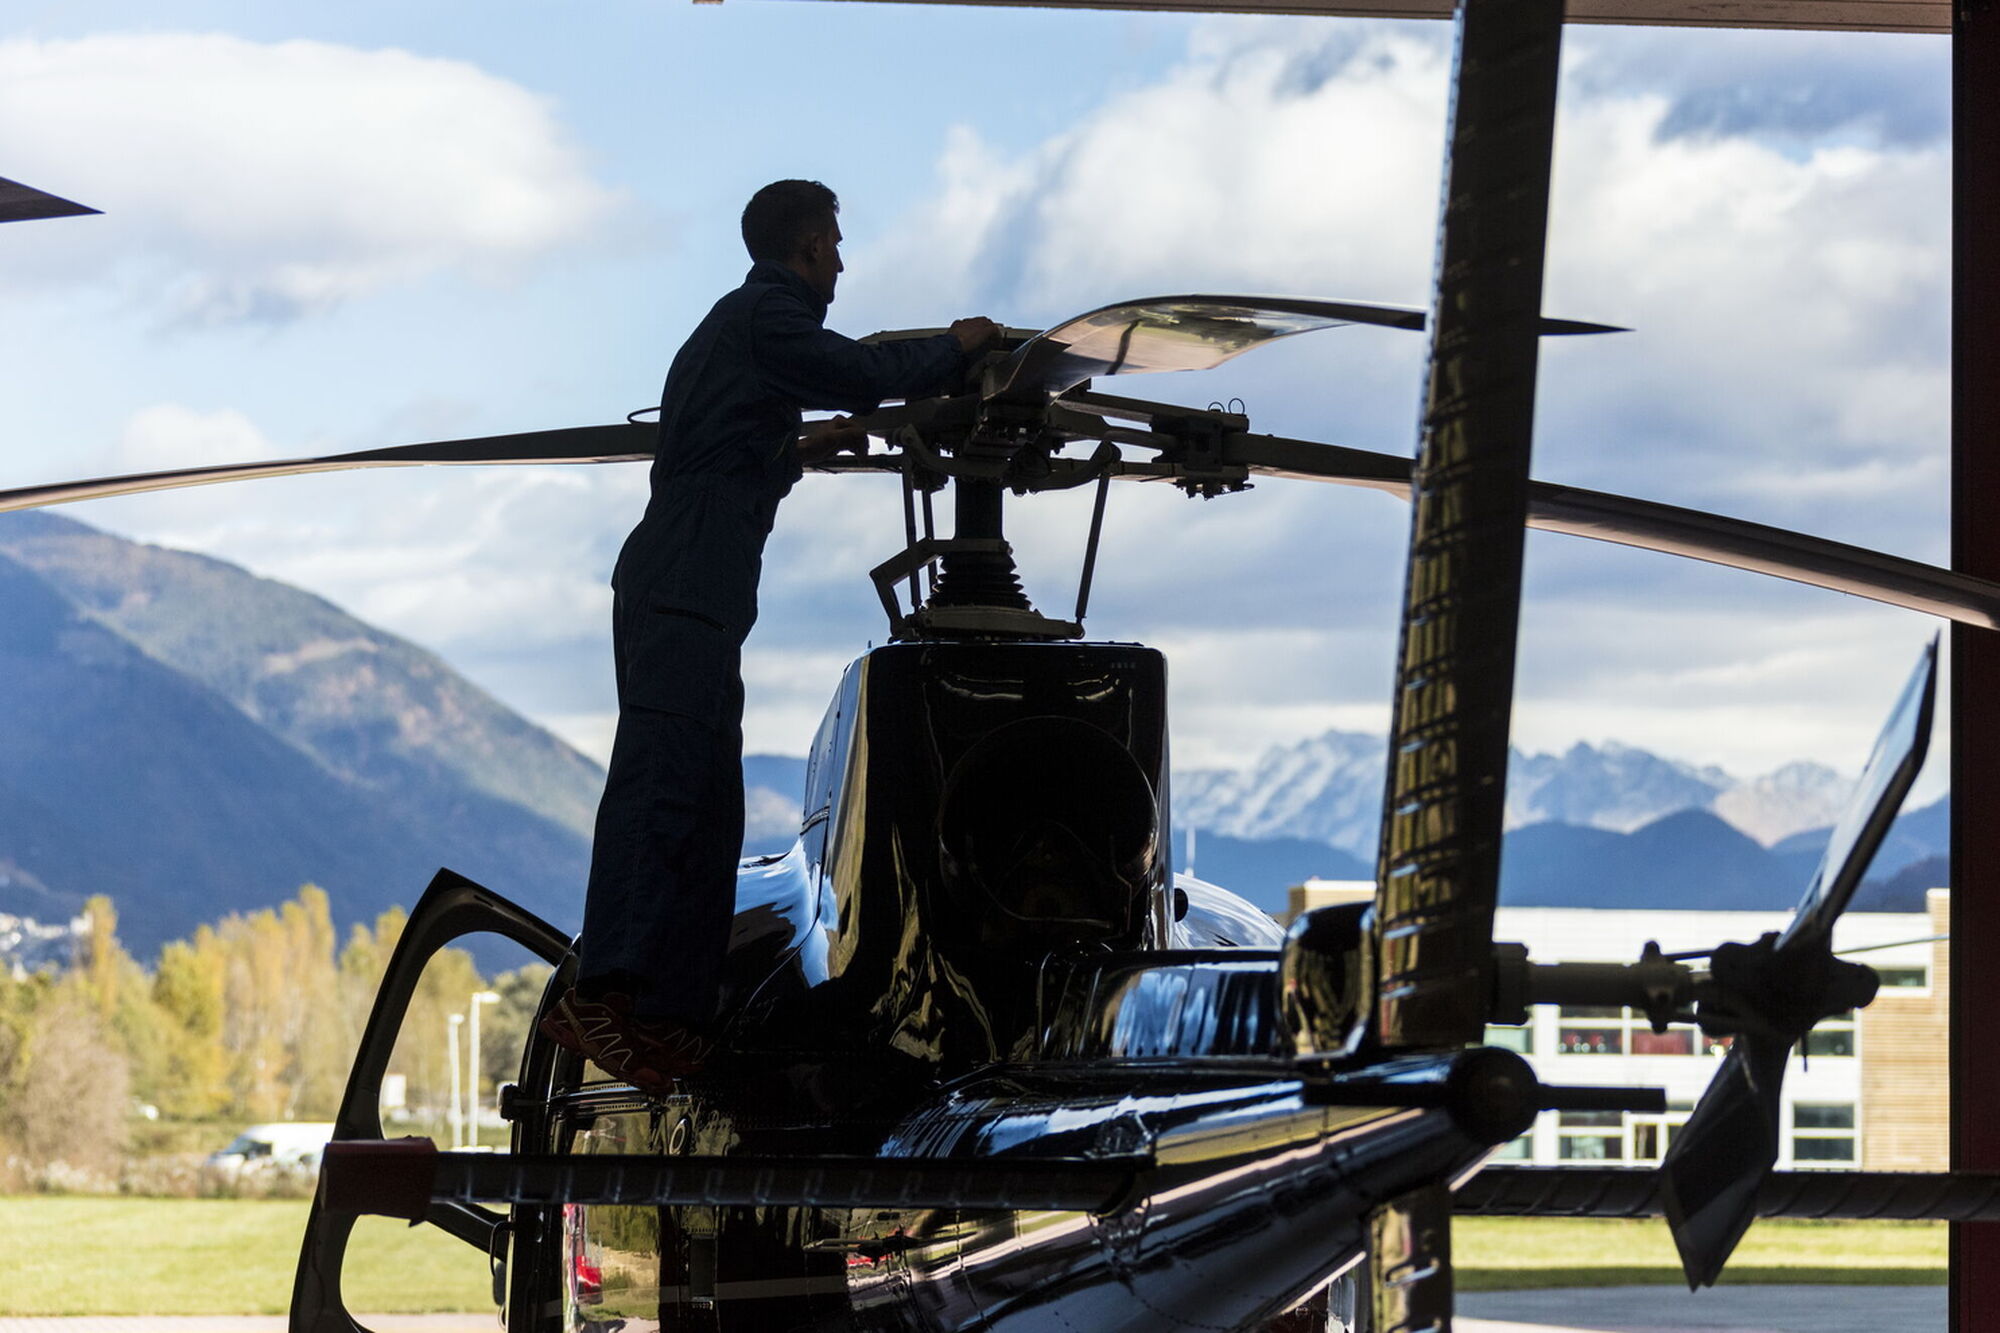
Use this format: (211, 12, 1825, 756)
(4, 7, 1990, 1332)
(5, 288, 1969, 1327)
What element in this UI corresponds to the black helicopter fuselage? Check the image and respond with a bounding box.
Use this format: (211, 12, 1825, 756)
(430, 639, 1507, 1333)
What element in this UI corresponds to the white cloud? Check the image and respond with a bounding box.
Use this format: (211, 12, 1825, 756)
(831, 19, 1950, 779)
(0, 33, 618, 324)
(117, 403, 277, 470)
(50, 20, 1954, 792)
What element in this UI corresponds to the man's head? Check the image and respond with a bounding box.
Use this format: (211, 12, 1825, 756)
(742, 179, 842, 303)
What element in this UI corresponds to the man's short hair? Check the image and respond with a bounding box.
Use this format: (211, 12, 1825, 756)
(741, 180, 839, 263)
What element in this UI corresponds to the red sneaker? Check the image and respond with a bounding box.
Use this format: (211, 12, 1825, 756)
(539, 988, 711, 1095)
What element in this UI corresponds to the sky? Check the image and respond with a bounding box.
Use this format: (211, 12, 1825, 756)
(0, 0, 1953, 795)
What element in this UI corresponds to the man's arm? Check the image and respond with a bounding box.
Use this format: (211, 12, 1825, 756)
(795, 416, 870, 466)
(753, 290, 997, 411)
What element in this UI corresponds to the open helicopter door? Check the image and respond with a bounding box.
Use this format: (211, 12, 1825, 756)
(290, 870, 571, 1333)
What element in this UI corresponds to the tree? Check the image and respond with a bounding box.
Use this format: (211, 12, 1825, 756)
(283, 887, 348, 1117)
(83, 896, 119, 1020)
(485, 963, 555, 1089)
(152, 933, 230, 1118)
(1, 981, 131, 1177)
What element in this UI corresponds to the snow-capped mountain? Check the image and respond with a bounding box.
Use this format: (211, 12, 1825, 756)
(1174, 729, 1853, 858)
(1173, 731, 1385, 854)
(1711, 761, 1856, 845)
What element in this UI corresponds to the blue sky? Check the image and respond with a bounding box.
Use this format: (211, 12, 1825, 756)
(0, 2, 1952, 796)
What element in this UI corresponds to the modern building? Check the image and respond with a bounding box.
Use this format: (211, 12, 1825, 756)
(1288, 882, 1949, 1171)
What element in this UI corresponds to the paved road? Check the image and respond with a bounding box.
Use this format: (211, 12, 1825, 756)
(0, 1286, 1947, 1332)
(1460, 1284, 1945, 1332)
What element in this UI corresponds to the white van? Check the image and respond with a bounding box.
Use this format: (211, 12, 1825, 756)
(206, 1122, 338, 1180)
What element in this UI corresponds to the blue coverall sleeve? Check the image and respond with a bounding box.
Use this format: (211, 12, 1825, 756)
(751, 290, 966, 413)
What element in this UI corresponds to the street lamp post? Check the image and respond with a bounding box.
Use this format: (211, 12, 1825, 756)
(468, 990, 500, 1147)
(447, 1012, 465, 1150)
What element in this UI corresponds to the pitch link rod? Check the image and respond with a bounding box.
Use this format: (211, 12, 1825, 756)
(1458, 1166, 2000, 1223)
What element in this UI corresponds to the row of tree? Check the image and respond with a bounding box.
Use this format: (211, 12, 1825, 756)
(0, 887, 549, 1184)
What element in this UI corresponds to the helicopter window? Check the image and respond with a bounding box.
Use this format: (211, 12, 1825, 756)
(1490, 1135, 1532, 1161)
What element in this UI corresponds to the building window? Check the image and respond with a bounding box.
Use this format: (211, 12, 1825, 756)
(1800, 1012, 1857, 1058)
(1791, 1102, 1857, 1166)
(1558, 1109, 1625, 1161)
(1795, 1103, 1855, 1129)
(1557, 1006, 1624, 1054)
(1558, 1133, 1625, 1160)
(1554, 1004, 1700, 1056)
(1492, 1136, 1532, 1161)
(1484, 1021, 1533, 1053)
(1632, 1120, 1671, 1162)
(1875, 965, 1927, 990)
(1631, 1028, 1695, 1056)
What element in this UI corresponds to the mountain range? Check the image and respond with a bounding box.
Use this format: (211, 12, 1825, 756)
(0, 512, 1949, 959)
(0, 510, 601, 957)
(1173, 732, 1948, 914)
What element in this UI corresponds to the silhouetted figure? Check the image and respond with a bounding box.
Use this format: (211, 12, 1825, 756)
(541, 180, 997, 1092)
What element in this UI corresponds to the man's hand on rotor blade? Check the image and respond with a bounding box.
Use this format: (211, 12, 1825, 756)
(796, 416, 872, 465)
(951, 317, 999, 354)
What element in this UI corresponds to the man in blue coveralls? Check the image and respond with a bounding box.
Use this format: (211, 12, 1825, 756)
(541, 180, 996, 1092)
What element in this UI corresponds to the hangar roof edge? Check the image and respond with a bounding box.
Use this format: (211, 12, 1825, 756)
(777, 0, 1948, 37)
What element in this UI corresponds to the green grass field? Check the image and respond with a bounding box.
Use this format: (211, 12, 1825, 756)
(0, 1198, 493, 1315)
(0, 1198, 1948, 1314)
(1456, 1216, 1947, 1290)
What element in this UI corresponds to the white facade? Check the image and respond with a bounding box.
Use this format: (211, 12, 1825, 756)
(1484, 905, 1935, 1170)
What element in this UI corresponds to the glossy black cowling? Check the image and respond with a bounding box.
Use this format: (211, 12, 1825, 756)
(710, 640, 1173, 1069)
(937, 714, 1159, 951)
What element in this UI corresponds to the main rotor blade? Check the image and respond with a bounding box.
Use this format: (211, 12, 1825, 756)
(1217, 432, 2000, 630)
(0, 176, 100, 224)
(1661, 642, 1933, 1289)
(988, 295, 1619, 402)
(0, 424, 654, 513)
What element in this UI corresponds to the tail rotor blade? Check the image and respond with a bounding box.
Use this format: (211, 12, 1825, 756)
(1780, 638, 1938, 954)
(1658, 1035, 1789, 1289)
(1659, 639, 1937, 1288)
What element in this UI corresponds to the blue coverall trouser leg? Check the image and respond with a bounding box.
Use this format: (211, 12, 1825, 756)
(574, 590, 746, 1026)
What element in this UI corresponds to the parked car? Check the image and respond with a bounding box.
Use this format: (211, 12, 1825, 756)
(205, 1122, 337, 1187)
